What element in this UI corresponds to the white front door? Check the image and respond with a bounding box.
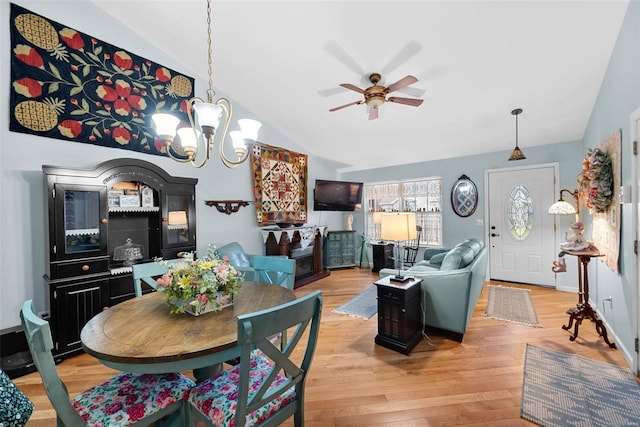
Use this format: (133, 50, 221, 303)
(486, 164, 557, 286)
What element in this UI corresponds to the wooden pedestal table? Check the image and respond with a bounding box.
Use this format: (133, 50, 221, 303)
(560, 249, 616, 349)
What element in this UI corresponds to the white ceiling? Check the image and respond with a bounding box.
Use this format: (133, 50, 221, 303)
(93, 0, 629, 172)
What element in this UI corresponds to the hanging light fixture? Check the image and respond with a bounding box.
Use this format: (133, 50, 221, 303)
(508, 108, 526, 161)
(151, 0, 261, 169)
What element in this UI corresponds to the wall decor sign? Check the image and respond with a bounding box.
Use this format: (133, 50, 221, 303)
(587, 129, 621, 272)
(251, 142, 307, 226)
(9, 3, 194, 156)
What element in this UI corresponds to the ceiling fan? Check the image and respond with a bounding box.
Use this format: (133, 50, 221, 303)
(329, 73, 424, 120)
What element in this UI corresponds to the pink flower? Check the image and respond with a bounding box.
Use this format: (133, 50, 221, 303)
(13, 78, 42, 98)
(59, 28, 84, 50)
(155, 67, 171, 82)
(113, 127, 131, 145)
(58, 120, 82, 138)
(14, 44, 44, 69)
(114, 50, 133, 69)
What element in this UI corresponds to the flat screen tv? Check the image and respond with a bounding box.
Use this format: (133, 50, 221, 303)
(313, 179, 363, 212)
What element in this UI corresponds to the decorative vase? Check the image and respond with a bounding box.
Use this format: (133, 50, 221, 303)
(171, 293, 234, 316)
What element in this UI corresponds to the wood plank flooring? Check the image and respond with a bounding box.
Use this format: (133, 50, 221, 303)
(13, 268, 629, 426)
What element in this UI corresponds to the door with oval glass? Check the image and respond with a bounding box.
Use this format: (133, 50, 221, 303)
(487, 164, 557, 286)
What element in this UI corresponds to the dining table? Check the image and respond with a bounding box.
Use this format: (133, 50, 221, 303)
(81, 281, 296, 382)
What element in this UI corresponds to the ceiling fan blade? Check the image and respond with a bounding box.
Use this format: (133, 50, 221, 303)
(388, 97, 424, 107)
(340, 83, 365, 94)
(386, 75, 418, 93)
(329, 101, 362, 112)
(381, 40, 423, 75)
(368, 106, 379, 120)
(324, 40, 366, 76)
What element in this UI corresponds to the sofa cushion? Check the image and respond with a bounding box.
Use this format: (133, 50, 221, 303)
(440, 245, 475, 270)
(216, 242, 251, 268)
(455, 239, 484, 257)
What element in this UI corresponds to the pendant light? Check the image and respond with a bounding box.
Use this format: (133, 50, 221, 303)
(508, 108, 526, 161)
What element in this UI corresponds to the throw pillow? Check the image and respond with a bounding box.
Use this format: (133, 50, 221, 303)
(428, 252, 447, 266)
(0, 369, 33, 427)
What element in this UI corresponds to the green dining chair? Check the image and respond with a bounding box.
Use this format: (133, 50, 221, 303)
(252, 256, 296, 290)
(132, 259, 181, 297)
(188, 290, 323, 427)
(20, 300, 195, 426)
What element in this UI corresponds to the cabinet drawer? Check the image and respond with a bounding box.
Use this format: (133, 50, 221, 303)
(378, 286, 406, 303)
(51, 258, 109, 279)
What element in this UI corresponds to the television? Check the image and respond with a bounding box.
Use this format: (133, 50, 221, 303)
(313, 179, 363, 212)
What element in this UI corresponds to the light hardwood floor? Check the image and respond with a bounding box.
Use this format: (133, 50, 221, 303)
(13, 268, 629, 426)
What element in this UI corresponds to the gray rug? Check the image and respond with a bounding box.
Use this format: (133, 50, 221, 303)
(333, 286, 377, 319)
(485, 285, 541, 327)
(521, 344, 640, 426)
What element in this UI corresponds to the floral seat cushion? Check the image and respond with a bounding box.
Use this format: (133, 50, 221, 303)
(0, 369, 34, 427)
(189, 352, 295, 426)
(72, 372, 195, 426)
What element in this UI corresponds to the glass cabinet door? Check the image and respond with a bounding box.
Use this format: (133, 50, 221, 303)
(162, 192, 195, 248)
(54, 184, 108, 260)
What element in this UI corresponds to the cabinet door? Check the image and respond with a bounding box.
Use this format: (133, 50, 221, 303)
(53, 184, 108, 261)
(50, 276, 109, 356)
(162, 191, 196, 250)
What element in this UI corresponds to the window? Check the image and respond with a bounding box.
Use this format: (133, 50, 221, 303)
(365, 178, 442, 246)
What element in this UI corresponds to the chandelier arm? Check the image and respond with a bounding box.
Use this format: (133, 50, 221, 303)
(215, 98, 247, 168)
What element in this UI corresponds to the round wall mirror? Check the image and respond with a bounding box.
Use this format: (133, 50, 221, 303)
(451, 174, 478, 217)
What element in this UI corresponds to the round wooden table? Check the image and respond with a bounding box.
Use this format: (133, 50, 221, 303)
(81, 281, 295, 380)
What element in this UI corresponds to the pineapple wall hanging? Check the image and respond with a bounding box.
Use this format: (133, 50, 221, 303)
(9, 3, 194, 157)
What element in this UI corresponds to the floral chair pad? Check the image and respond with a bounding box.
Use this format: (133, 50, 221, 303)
(72, 372, 195, 426)
(0, 369, 33, 427)
(189, 352, 295, 426)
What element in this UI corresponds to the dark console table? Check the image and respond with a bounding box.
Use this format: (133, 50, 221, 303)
(375, 276, 422, 354)
(561, 249, 616, 348)
(370, 242, 394, 272)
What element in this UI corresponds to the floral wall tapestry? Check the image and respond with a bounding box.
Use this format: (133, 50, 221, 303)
(579, 129, 621, 272)
(9, 3, 193, 156)
(251, 142, 308, 226)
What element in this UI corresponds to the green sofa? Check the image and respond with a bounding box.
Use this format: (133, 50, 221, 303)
(379, 238, 488, 341)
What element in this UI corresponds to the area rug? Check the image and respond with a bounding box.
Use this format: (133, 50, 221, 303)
(521, 344, 640, 426)
(485, 285, 541, 327)
(333, 287, 377, 319)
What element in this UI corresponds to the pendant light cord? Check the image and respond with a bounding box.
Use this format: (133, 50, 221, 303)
(206, 0, 214, 103)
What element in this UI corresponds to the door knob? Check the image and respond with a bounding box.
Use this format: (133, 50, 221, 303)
(491, 233, 500, 237)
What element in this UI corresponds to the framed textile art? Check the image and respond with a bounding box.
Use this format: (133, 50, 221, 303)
(251, 142, 308, 226)
(9, 3, 194, 156)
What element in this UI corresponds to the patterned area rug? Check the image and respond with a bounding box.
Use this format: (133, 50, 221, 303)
(521, 344, 640, 426)
(333, 287, 377, 319)
(485, 285, 541, 327)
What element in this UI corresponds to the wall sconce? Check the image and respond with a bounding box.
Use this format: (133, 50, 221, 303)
(204, 200, 251, 215)
(548, 189, 592, 251)
(380, 212, 417, 282)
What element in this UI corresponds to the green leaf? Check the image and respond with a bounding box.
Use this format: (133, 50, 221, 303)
(132, 81, 146, 89)
(93, 128, 102, 138)
(87, 52, 100, 62)
(85, 121, 99, 126)
(82, 66, 90, 77)
(49, 63, 61, 79)
(123, 69, 134, 76)
(48, 82, 59, 94)
(97, 110, 111, 116)
(69, 86, 82, 96)
(111, 121, 121, 127)
(132, 118, 145, 125)
(70, 110, 85, 116)
(70, 53, 86, 65)
(81, 99, 90, 111)
(156, 101, 166, 110)
(97, 70, 111, 77)
(122, 122, 132, 131)
(70, 73, 82, 86)
(94, 46, 103, 55)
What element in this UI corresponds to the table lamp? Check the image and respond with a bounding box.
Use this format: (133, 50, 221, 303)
(380, 212, 417, 282)
(373, 212, 384, 242)
(548, 189, 589, 251)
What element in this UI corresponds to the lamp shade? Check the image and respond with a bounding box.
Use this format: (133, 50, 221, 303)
(238, 119, 262, 141)
(151, 113, 180, 139)
(168, 210, 188, 226)
(372, 212, 384, 225)
(548, 200, 576, 215)
(176, 128, 200, 155)
(380, 213, 417, 241)
(192, 102, 223, 129)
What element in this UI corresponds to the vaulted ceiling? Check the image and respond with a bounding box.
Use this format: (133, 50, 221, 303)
(93, 0, 629, 172)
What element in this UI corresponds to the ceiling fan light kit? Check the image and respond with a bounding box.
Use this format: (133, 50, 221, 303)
(508, 108, 526, 161)
(330, 72, 424, 120)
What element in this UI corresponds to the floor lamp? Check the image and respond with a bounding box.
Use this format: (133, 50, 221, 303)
(380, 212, 417, 282)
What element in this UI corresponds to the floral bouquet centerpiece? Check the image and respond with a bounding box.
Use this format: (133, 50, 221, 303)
(155, 248, 243, 316)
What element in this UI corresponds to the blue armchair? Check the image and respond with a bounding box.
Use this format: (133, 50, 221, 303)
(379, 239, 488, 341)
(215, 242, 260, 277)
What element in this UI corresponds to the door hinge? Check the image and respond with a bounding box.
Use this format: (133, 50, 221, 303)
(634, 140, 637, 155)
(53, 290, 57, 300)
(635, 240, 638, 255)
(635, 338, 639, 353)
(52, 188, 56, 198)
(53, 245, 56, 255)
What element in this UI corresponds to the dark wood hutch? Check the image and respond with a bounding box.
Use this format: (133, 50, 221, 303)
(42, 158, 197, 358)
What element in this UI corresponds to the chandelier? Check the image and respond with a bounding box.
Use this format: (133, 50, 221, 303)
(151, 0, 261, 168)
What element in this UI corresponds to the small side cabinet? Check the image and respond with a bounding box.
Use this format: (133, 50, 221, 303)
(374, 276, 422, 354)
(325, 230, 356, 269)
